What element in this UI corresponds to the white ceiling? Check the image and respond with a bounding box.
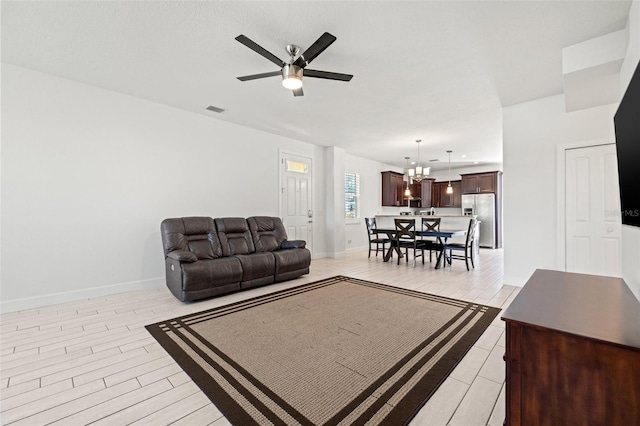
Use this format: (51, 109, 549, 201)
(1, 1, 632, 170)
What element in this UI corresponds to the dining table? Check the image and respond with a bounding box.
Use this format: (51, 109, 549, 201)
(375, 228, 467, 269)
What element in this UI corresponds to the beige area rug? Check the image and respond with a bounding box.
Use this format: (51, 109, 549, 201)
(146, 276, 500, 425)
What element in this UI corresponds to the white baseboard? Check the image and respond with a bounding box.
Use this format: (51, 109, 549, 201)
(502, 275, 528, 287)
(328, 251, 347, 259)
(1, 277, 166, 313)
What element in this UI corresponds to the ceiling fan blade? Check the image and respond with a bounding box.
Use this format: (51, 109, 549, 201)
(235, 35, 285, 68)
(304, 69, 353, 81)
(293, 87, 304, 97)
(293, 32, 337, 68)
(237, 71, 282, 81)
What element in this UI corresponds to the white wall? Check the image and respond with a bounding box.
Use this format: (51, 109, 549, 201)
(324, 146, 347, 258)
(343, 154, 402, 251)
(1, 64, 322, 311)
(619, 0, 640, 300)
(503, 0, 640, 298)
(502, 95, 617, 286)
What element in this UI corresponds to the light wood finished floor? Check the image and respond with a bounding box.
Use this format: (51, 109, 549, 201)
(1, 247, 518, 425)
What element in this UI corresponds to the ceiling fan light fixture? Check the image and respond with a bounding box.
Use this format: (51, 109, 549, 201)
(282, 64, 303, 90)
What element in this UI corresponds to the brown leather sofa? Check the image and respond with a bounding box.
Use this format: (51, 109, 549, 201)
(160, 216, 311, 302)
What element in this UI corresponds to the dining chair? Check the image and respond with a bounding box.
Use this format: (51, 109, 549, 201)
(365, 217, 390, 258)
(421, 217, 442, 263)
(393, 218, 426, 266)
(444, 218, 478, 271)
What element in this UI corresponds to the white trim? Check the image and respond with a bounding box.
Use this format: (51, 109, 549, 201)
(556, 138, 615, 272)
(311, 251, 329, 259)
(278, 149, 315, 254)
(502, 275, 530, 287)
(327, 251, 348, 259)
(0, 277, 165, 314)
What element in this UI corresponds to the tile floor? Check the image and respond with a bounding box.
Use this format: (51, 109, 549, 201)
(1, 247, 518, 425)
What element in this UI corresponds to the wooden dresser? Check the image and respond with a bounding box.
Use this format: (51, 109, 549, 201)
(501, 269, 640, 426)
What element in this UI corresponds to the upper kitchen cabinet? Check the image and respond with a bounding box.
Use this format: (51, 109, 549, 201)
(381, 171, 406, 206)
(439, 180, 462, 207)
(431, 180, 462, 207)
(431, 181, 441, 208)
(461, 171, 503, 194)
(420, 179, 435, 208)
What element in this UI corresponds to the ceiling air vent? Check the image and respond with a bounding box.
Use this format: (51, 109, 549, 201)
(429, 159, 440, 162)
(206, 105, 225, 113)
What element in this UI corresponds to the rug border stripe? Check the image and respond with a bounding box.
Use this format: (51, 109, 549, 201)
(322, 302, 478, 426)
(145, 276, 501, 426)
(356, 305, 500, 425)
(165, 321, 295, 426)
(147, 276, 486, 329)
(179, 319, 316, 426)
(386, 305, 501, 425)
(145, 322, 261, 426)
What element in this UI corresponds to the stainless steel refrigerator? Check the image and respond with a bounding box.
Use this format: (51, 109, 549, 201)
(461, 193, 496, 248)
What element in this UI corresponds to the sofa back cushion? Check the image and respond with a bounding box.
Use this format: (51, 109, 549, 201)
(161, 217, 223, 260)
(215, 217, 256, 256)
(247, 216, 288, 252)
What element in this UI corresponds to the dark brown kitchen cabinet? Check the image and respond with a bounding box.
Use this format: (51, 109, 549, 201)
(502, 269, 640, 426)
(381, 171, 406, 206)
(461, 171, 502, 194)
(409, 183, 421, 199)
(430, 180, 461, 207)
(431, 181, 441, 207)
(453, 181, 462, 206)
(420, 178, 435, 208)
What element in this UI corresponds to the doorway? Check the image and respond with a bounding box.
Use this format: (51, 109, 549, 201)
(564, 143, 621, 276)
(279, 152, 313, 255)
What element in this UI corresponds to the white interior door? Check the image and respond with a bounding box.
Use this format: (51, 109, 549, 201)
(280, 153, 313, 254)
(565, 144, 621, 276)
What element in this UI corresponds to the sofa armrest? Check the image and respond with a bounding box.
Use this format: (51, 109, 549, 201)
(281, 240, 306, 249)
(167, 250, 198, 262)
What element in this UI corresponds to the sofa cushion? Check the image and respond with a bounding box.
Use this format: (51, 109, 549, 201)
(181, 257, 242, 292)
(273, 248, 312, 277)
(161, 217, 223, 260)
(215, 217, 256, 256)
(235, 252, 276, 282)
(247, 216, 288, 252)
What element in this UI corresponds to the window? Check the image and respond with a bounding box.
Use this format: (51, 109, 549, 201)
(285, 160, 308, 174)
(345, 172, 360, 221)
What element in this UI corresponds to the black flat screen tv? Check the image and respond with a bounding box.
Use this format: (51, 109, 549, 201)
(614, 60, 640, 228)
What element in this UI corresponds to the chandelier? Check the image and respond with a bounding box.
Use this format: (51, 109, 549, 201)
(408, 140, 430, 182)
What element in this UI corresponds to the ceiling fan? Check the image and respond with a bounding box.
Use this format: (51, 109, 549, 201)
(235, 32, 353, 97)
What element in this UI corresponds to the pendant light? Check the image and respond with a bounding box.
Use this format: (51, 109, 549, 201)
(409, 140, 430, 182)
(446, 150, 453, 194)
(404, 157, 411, 198)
